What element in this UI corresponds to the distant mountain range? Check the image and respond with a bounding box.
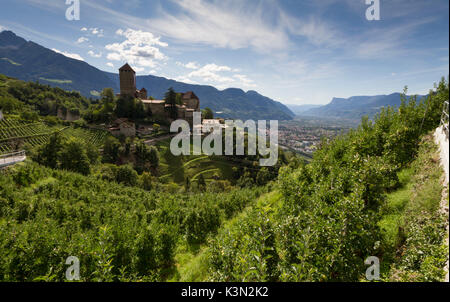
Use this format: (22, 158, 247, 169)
(286, 104, 322, 115)
(0, 30, 294, 121)
(293, 93, 427, 121)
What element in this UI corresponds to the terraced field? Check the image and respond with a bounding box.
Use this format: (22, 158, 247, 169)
(0, 118, 59, 154)
(156, 139, 242, 185)
(0, 117, 111, 154)
(60, 127, 110, 147)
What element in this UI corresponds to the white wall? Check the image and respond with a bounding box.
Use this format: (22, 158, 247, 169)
(434, 125, 449, 184)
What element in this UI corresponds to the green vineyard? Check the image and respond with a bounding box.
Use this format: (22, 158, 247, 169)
(59, 127, 111, 147)
(0, 118, 111, 154)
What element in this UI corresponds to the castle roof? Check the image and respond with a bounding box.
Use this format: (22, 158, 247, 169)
(182, 91, 199, 100)
(119, 63, 135, 73)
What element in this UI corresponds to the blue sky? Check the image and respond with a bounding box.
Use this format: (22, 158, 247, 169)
(0, 0, 448, 105)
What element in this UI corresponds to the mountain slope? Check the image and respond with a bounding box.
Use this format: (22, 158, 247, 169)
(302, 93, 427, 120)
(0, 30, 294, 121)
(0, 31, 117, 97)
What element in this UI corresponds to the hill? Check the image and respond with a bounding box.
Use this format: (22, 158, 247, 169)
(0, 30, 294, 121)
(301, 93, 427, 121)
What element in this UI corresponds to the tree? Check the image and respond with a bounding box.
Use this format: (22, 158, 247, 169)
(185, 177, 191, 191)
(115, 95, 145, 119)
(86, 143, 100, 165)
(256, 167, 270, 186)
(141, 172, 154, 191)
(198, 174, 206, 191)
(103, 136, 121, 164)
(101, 88, 115, 105)
(115, 165, 138, 186)
(115, 95, 134, 118)
(59, 138, 91, 175)
(149, 146, 160, 169)
(165, 87, 178, 119)
(202, 107, 214, 119)
(134, 141, 151, 173)
(34, 132, 63, 169)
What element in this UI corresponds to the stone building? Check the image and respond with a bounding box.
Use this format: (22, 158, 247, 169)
(118, 63, 201, 126)
(109, 118, 136, 137)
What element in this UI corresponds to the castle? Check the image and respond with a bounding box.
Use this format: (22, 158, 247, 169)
(119, 63, 200, 125)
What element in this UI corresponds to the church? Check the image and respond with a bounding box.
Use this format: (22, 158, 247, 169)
(119, 63, 201, 126)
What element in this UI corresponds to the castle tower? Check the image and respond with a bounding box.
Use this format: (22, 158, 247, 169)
(119, 63, 136, 97)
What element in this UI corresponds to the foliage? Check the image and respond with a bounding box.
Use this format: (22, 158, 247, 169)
(0, 75, 90, 117)
(0, 162, 264, 281)
(32, 132, 95, 175)
(164, 87, 178, 119)
(208, 78, 449, 282)
(202, 107, 214, 119)
(102, 136, 121, 164)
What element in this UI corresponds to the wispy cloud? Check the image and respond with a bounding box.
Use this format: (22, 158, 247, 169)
(146, 0, 290, 52)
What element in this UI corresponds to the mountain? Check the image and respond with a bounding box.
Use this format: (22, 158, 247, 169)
(0, 30, 294, 121)
(301, 93, 427, 120)
(0, 31, 117, 98)
(286, 104, 322, 115)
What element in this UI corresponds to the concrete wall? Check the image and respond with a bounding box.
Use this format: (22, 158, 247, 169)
(57, 108, 80, 121)
(434, 125, 449, 185)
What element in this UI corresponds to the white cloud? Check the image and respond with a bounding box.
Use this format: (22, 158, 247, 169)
(177, 61, 200, 70)
(175, 62, 256, 88)
(174, 76, 199, 85)
(77, 37, 89, 44)
(81, 27, 88, 32)
(233, 74, 257, 88)
(0, 25, 6, 32)
(188, 64, 234, 83)
(106, 62, 114, 68)
(105, 28, 168, 71)
(90, 27, 104, 37)
(133, 66, 145, 73)
(88, 50, 102, 58)
(52, 48, 84, 61)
